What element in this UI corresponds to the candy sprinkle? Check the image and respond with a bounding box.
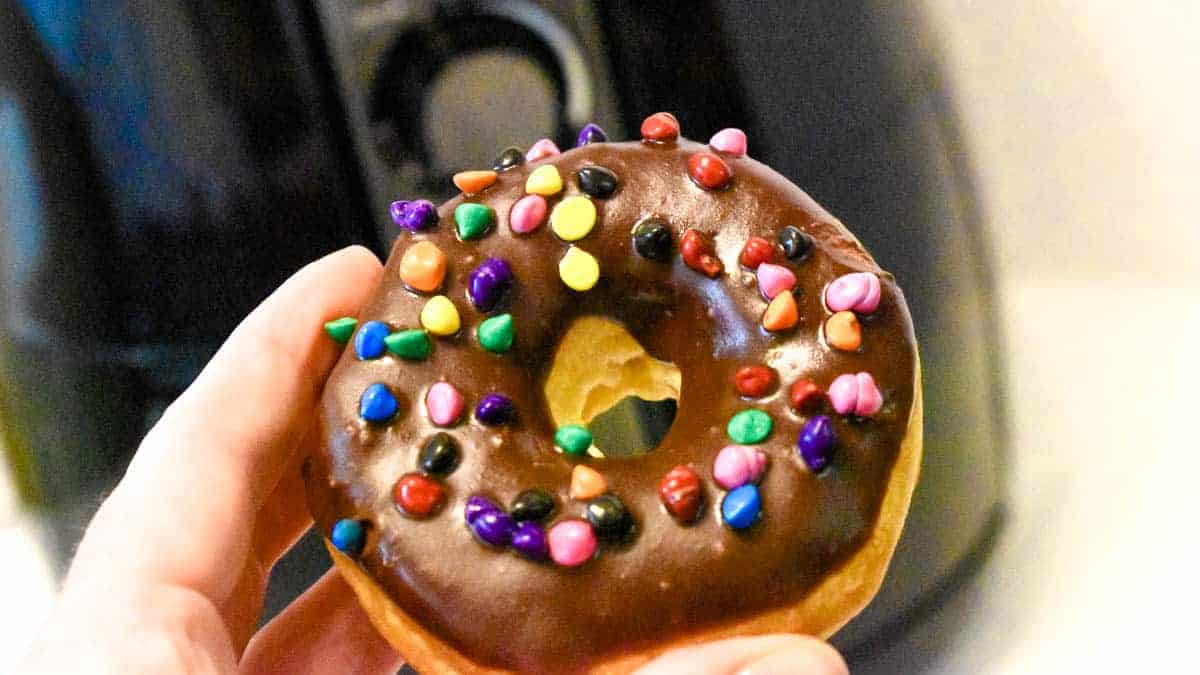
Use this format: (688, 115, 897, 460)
(547, 519, 596, 567)
(509, 194, 548, 234)
(384, 328, 430, 360)
(390, 199, 437, 232)
(721, 484, 761, 530)
(470, 508, 515, 548)
(576, 123, 607, 146)
(468, 258, 514, 313)
(324, 317, 357, 345)
(550, 196, 597, 241)
(632, 218, 674, 262)
(713, 445, 768, 490)
(511, 489, 556, 522)
(687, 151, 732, 190)
(825, 311, 862, 351)
(738, 237, 776, 269)
(475, 393, 515, 426)
(454, 203, 494, 240)
(354, 320, 390, 360)
(757, 263, 796, 300)
(399, 240, 446, 293)
(680, 228, 723, 277)
(392, 473, 445, 518)
(659, 465, 703, 523)
(789, 378, 826, 413)
(359, 383, 399, 423)
(762, 291, 799, 332)
(420, 296, 461, 336)
(554, 424, 593, 455)
(331, 519, 366, 557)
(464, 494, 500, 526)
(640, 112, 680, 142)
(511, 521, 549, 560)
(779, 226, 813, 259)
(569, 464, 607, 500)
(828, 372, 884, 417)
(525, 138, 560, 162)
(586, 494, 634, 541)
(798, 415, 837, 472)
(492, 146, 524, 172)
(708, 128, 748, 156)
(558, 246, 600, 291)
(825, 272, 882, 315)
(576, 166, 618, 199)
(525, 165, 563, 196)
(425, 381, 464, 426)
(727, 409, 773, 444)
(452, 170, 497, 195)
(477, 313, 514, 353)
(734, 365, 775, 398)
(418, 432, 460, 475)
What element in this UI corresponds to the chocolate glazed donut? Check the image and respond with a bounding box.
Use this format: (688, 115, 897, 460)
(305, 114, 922, 674)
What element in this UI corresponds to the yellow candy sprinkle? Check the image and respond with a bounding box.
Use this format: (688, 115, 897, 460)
(420, 295, 461, 336)
(549, 196, 597, 241)
(525, 165, 563, 196)
(558, 246, 600, 291)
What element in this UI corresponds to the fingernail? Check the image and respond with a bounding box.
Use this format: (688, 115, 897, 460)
(738, 642, 849, 675)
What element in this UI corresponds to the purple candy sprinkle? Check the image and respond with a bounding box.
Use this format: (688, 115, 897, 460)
(464, 495, 500, 525)
(390, 199, 437, 231)
(511, 521, 549, 559)
(475, 393, 515, 426)
(470, 509, 515, 547)
(467, 258, 514, 313)
(797, 415, 837, 473)
(576, 123, 607, 147)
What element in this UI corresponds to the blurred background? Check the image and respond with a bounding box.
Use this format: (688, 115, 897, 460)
(0, 0, 1196, 672)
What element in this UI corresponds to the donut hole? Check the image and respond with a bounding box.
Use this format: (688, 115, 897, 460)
(544, 316, 681, 457)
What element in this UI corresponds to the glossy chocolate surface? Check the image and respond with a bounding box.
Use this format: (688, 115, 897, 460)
(305, 138, 917, 673)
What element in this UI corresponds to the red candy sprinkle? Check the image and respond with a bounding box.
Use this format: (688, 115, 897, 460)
(393, 473, 445, 518)
(641, 112, 680, 142)
(687, 151, 732, 190)
(680, 228, 724, 277)
(738, 236, 777, 269)
(789, 379, 826, 413)
(659, 465, 703, 523)
(735, 365, 776, 398)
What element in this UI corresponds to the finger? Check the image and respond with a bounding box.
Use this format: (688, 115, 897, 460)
(239, 570, 403, 675)
(72, 246, 382, 602)
(634, 635, 846, 675)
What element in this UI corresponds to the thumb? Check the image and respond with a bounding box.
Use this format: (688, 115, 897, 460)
(635, 634, 848, 675)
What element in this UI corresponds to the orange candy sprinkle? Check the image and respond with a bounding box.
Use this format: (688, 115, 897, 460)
(762, 291, 798, 332)
(452, 170, 498, 195)
(825, 311, 862, 351)
(570, 465, 607, 500)
(399, 240, 446, 293)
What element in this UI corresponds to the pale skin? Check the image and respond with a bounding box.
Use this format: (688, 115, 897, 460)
(22, 247, 848, 675)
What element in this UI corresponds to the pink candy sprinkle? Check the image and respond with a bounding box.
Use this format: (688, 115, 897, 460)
(509, 194, 548, 234)
(525, 138, 561, 163)
(825, 272, 882, 314)
(757, 263, 797, 300)
(713, 445, 768, 490)
(425, 382, 464, 426)
(547, 519, 596, 567)
(828, 372, 884, 417)
(708, 128, 748, 156)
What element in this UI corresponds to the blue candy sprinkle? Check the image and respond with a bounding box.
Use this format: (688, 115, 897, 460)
(354, 321, 390, 360)
(721, 484, 761, 530)
(331, 518, 366, 557)
(359, 382, 399, 422)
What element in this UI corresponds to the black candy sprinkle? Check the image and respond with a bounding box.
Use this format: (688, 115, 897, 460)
(586, 494, 634, 541)
(491, 146, 524, 172)
(576, 166, 618, 199)
(418, 432, 460, 475)
(632, 219, 673, 262)
(779, 226, 813, 259)
(511, 489, 556, 522)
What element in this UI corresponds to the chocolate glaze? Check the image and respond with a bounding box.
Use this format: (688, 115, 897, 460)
(304, 138, 917, 673)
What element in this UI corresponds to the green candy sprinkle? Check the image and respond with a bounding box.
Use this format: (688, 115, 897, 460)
(384, 329, 430, 360)
(727, 409, 773, 444)
(477, 314, 514, 353)
(455, 203, 495, 240)
(555, 424, 593, 455)
(324, 317, 357, 345)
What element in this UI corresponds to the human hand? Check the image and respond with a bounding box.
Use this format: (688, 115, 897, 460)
(21, 247, 847, 675)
